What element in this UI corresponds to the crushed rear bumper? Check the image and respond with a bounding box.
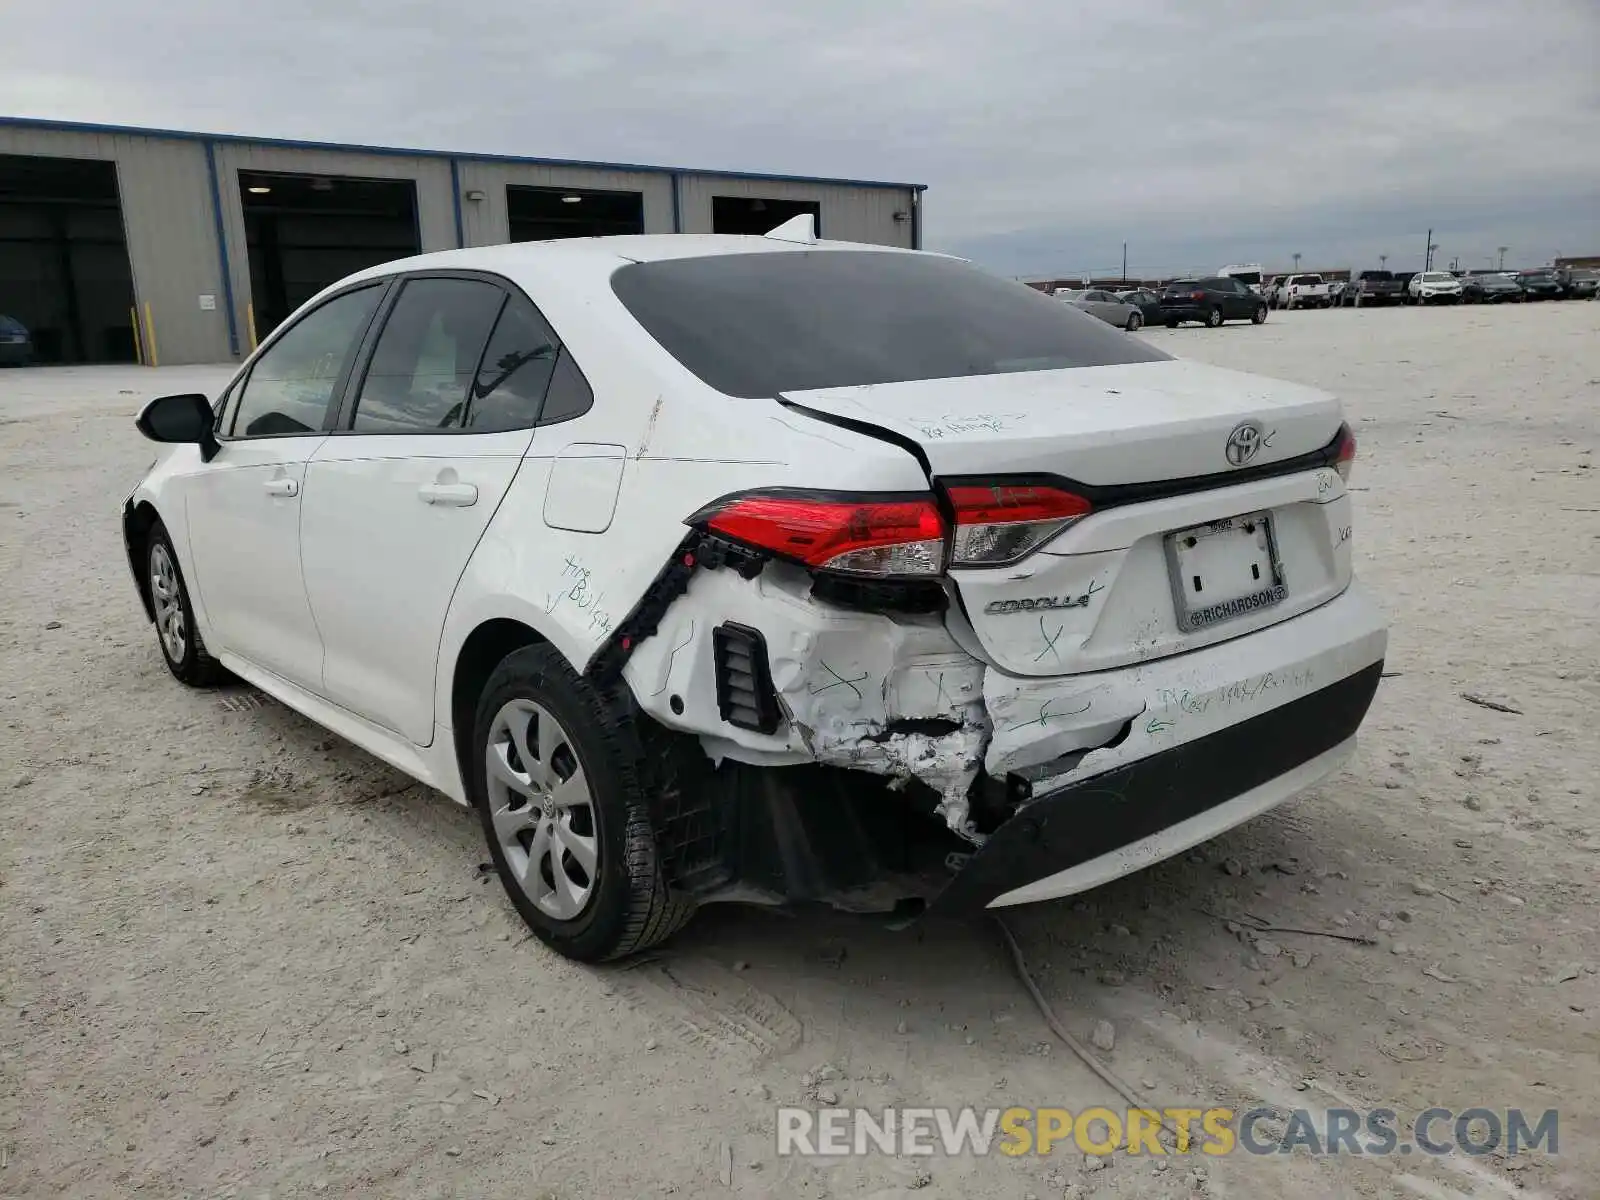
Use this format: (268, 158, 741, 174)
(928, 658, 1382, 913)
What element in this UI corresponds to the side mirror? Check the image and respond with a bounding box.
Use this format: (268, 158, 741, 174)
(136, 393, 220, 462)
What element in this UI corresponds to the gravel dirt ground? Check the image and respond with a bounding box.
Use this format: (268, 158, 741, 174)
(2, 303, 1597, 1200)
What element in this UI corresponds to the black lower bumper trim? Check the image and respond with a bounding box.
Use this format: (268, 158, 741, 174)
(929, 660, 1384, 914)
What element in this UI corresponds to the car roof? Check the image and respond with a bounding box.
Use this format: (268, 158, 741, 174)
(338, 233, 923, 291)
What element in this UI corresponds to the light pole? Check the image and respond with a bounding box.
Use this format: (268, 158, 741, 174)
(1379, 254, 1388, 271)
(1424, 228, 1433, 271)
(1497, 246, 1508, 271)
(1293, 252, 1302, 272)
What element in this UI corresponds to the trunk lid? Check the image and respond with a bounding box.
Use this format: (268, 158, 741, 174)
(783, 361, 1352, 678)
(781, 360, 1339, 485)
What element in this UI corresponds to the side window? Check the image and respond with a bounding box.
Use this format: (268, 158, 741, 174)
(463, 295, 562, 432)
(231, 284, 384, 437)
(352, 277, 505, 433)
(537, 349, 595, 426)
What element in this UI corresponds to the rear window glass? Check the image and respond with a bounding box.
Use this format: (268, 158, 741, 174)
(610, 251, 1169, 398)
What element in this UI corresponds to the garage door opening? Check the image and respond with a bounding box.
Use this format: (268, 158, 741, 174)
(0, 153, 139, 364)
(240, 170, 418, 341)
(506, 185, 644, 242)
(712, 196, 821, 237)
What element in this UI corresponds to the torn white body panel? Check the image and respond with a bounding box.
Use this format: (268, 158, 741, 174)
(623, 543, 1386, 848)
(623, 563, 992, 836)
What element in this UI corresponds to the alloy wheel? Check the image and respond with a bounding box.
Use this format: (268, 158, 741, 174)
(149, 542, 187, 662)
(484, 698, 599, 921)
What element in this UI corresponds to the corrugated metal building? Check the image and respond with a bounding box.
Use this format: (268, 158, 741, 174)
(0, 117, 925, 366)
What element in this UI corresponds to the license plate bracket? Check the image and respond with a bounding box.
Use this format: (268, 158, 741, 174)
(1165, 511, 1287, 631)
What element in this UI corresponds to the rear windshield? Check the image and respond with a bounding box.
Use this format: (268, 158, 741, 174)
(1165, 280, 1199, 289)
(1360, 271, 1394, 281)
(1224, 271, 1262, 285)
(610, 251, 1170, 398)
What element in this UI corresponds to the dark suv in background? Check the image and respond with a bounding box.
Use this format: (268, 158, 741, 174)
(1158, 277, 1268, 327)
(1342, 271, 1405, 307)
(1516, 269, 1565, 300)
(1557, 267, 1597, 299)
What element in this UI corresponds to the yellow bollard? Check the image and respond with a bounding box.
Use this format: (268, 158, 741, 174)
(143, 302, 159, 368)
(247, 301, 258, 352)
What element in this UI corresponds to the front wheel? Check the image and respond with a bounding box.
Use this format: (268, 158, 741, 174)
(1251, 305, 1267, 325)
(472, 644, 695, 961)
(1205, 307, 1224, 328)
(147, 521, 226, 686)
(1126, 311, 1143, 331)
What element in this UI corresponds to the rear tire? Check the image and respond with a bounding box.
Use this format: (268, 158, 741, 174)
(147, 520, 227, 687)
(1205, 307, 1224, 328)
(1251, 305, 1267, 325)
(1126, 311, 1143, 331)
(1166, 318, 1180, 329)
(471, 644, 695, 962)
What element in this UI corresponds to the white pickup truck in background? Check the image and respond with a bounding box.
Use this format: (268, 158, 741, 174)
(1272, 274, 1334, 310)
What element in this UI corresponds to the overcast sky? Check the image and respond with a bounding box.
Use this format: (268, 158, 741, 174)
(3, 0, 1596, 276)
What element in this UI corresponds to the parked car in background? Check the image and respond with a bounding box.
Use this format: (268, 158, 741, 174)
(1160, 277, 1269, 327)
(119, 230, 1384, 960)
(1116, 288, 1164, 323)
(1326, 279, 1346, 305)
(1342, 271, 1405, 307)
(1272, 274, 1334, 310)
(1516, 269, 1565, 300)
(1059, 288, 1146, 331)
(0, 314, 32, 366)
(1406, 271, 1464, 305)
(1557, 267, 1598, 299)
(1461, 273, 1524, 304)
(1217, 264, 1266, 296)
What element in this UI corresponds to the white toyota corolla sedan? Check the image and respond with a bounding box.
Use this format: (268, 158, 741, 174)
(125, 218, 1387, 961)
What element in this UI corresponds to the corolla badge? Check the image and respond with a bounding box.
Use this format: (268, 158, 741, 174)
(1225, 421, 1265, 466)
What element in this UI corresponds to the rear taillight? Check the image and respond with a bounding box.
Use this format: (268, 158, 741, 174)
(1191, 290, 1205, 301)
(946, 484, 1092, 567)
(695, 491, 946, 577)
(1333, 423, 1357, 482)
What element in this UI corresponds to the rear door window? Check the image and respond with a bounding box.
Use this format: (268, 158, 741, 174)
(465, 295, 565, 431)
(611, 250, 1168, 399)
(352, 277, 505, 433)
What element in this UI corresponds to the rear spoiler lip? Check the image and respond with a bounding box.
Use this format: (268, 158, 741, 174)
(781, 396, 1348, 512)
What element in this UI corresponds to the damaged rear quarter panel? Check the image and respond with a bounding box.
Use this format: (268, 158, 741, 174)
(623, 564, 993, 836)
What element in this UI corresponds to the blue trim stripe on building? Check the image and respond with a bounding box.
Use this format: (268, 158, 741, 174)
(448, 158, 465, 248)
(0, 115, 927, 194)
(202, 140, 241, 357)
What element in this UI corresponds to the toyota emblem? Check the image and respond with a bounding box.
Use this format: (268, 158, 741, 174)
(1225, 421, 1265, 466)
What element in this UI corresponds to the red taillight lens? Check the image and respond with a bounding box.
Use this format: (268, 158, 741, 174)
(1334, 423, 1357, 482)
(697, 492, 946, 577)
(1191, 290, 1206, 301)
(946, 484, 1092, 567)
